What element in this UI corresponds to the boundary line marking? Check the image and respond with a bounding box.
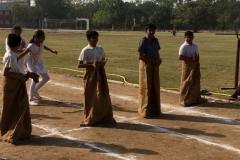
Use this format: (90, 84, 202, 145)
(44, 80, 240, 126)
(32, 124, 137, 160)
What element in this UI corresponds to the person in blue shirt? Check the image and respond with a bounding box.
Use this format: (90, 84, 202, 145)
(138, 24, 162, 118)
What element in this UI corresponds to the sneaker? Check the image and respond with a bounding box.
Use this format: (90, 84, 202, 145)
(34, 92, 42, 99)
(29, 100, 38, 106)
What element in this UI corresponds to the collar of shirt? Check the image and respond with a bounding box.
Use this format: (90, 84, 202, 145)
(87, 44, 97, 49)
(184, 41, 193, 46)
(145, 35, 156, 41)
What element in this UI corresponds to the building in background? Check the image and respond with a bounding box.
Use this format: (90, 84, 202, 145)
(0, 0, 31, 28)
(0, 3, 12, 28)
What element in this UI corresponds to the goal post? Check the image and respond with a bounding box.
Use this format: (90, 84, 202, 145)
(42, 18, 89, 30)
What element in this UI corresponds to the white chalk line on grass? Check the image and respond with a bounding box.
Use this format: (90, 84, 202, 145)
(33, 110, 240, 157)
(162, 103, 240, 126)
(48, 80, 84, 91)
(44, 80, 240, 154)
(1, 75, 237, 156)
(32, 124, 137, 160)
(39, 127, 89, 138)
(48, 80, 240, 126)
(114, 115, 240, 154)
(40, 95, 84, 109)
(48, 80, 137, 103)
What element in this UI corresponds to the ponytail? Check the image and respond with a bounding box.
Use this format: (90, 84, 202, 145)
(29, 36, 35, 43)
(29, 30, 45, 43)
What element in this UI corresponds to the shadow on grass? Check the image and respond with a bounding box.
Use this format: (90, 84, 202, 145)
(194, 101, 240, 109)
(34, 99, 84, 109)
(98, 122, 225, 138)
(160, 113, 240, 126)
(35, 100, 136, 114)
(112, 104, 137, 113)
(15, 136, 159, 156)
(31, 114, 62, 120)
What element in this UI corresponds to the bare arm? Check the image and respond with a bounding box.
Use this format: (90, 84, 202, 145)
(138, 52, 162, 66)
(44, 45, 58, 54)
(77, 61, 96, 69)
(18, 48, 31, 60)
(3, 67, 28, 82)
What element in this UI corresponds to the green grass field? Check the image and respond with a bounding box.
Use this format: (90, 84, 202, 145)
(0, 29, 238, 98)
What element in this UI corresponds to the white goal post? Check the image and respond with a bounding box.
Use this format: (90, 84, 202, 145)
(42, 17, 89, 30)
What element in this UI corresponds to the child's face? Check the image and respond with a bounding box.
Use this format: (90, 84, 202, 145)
(185, 35, 194, 44)
(12, 29, 22, 35)
(145, 28, 156, 38)
(88, 36, 98, 47)
(36, 34, 45, 43)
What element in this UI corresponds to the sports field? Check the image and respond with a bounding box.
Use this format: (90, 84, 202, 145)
(0, 29, 240, 160)
(0, 69, 240, 160)
(0, 29, 238, 97)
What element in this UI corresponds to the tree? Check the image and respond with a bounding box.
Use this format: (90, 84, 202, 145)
(96, 0, 126, 29)
(92, 10, 114, 28)
(172, 0, 216, 32)
(149, 4, 173, 30)
(11, 2, 31, 27)
(215, 0, 240, 31)
(34, 0, 71, 19)
(124, 3, 144, 29)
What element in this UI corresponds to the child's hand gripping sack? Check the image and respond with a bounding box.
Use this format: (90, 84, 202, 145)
(26, 71, 40, 83)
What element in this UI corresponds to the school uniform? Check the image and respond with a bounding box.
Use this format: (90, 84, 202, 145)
(0, 50, 31, 143)
(25, 42, 49, 104)
(25, 43, 47, 74)
(78, 44, 116, 126)
(5, 37, 27, 74)
(179, 41, 206, 106)
(138, 36, 161, 118)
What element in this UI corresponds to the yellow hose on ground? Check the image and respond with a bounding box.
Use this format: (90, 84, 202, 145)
(46, 66, 231, 97)
(0, 55, 231, 98)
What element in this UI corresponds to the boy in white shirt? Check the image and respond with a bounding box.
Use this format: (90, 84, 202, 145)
(5, 26, 27, 74)
(77, 30, 116, 126)
(1, 34, 32, 143)
(178, 31, 207, 106)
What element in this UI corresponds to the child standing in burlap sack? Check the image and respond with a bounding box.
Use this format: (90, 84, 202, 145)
(77, 30, 116, 126)
(1, 34, 33, 144)
(178, 31, 207, 106)
(138, 23, 162, 118)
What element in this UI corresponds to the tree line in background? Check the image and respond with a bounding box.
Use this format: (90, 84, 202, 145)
(10, 0, 240, 32)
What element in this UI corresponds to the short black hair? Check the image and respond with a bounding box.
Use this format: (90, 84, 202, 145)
(145, 24, 156, 31)
(86, 30, 99, 39)
(7, 33, 21, 48)
(184, 31, 194, 37)
(12, 25, 22, 31)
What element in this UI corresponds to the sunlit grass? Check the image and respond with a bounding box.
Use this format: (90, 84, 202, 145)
(0, 29, 238, 98)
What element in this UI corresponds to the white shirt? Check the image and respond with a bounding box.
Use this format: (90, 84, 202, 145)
(3, 50, 21, 74)
(26, 42, 44, 65)
(78, 44, 105, 63)
(179, 41, 198, 57)
(5, 37, 27, 74)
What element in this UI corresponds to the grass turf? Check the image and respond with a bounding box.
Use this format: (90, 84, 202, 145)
(0, 29, 238, 98)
